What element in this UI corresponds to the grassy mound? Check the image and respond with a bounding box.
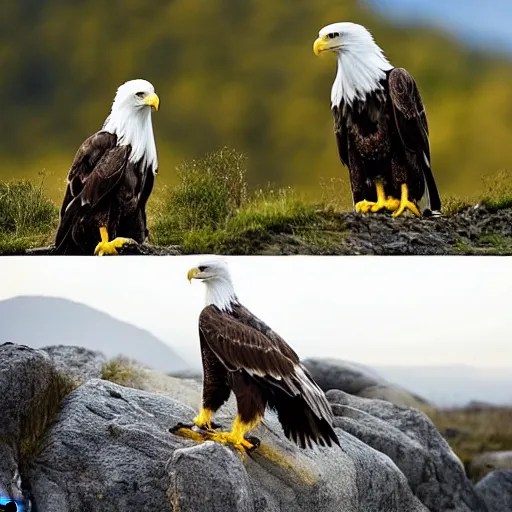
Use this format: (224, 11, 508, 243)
(0, 149, 512, 254)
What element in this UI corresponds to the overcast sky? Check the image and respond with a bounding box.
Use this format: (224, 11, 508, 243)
(2, 256, 511, 369)
(368, 0, 512, 54)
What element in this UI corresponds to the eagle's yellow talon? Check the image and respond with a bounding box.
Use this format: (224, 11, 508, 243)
(368, 180, 400, 213)
(392, 184, 421, 217)
(370, 196, 400, 213)
(355, 200, 376, 213)
(94, 225, 136, 255)
(204, 431, 255, 452)
(193, 408, 214, 430)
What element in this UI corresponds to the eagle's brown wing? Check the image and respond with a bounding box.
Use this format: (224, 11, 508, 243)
(199, 305, 299, 379)
(199, 305, 335, 424)
(389, 67, 441, 212)
(55, 131, 129, 248)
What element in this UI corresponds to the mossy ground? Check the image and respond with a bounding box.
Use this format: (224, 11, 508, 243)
(1, 149, 512, 254)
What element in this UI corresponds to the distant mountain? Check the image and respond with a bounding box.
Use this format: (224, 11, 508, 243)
(0, 296, 189, 373)
(373, 365, 512, 407)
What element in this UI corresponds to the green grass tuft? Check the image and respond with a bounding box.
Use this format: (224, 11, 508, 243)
(0, 173, 58, 251)
(478, 169, 512, 212)
(441, 196, 472, 216)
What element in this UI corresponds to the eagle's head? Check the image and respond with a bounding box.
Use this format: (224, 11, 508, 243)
(111, 79, 160, 113)
(313, 22, 392, 106)
(102, 78, 159, 171)
(188, 260, 237, 312)
(188, 259, 230, 283)
(313, 22, 379, 57)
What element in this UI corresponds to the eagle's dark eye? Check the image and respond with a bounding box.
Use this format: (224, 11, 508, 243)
(198, 266, 207, 272)
(328, 32, 340, 39)
(135, 92, 145, 98)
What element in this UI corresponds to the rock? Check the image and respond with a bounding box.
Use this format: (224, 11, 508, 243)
(0, 342, 74, 509)
(469, 451, 512, 481)
(40, 345, 106, 382)
(327, 389, 489, 512)
(475, 470, 512, 512)
(0, 343, 493, 511)
(303, 358, 429, 408)
(28, 378, 427, 512)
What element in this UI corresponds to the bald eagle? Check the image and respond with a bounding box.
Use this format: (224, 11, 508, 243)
(179, 260, 340, 451)
(314, 23, 441, 217)
(54, 79, 160, 255)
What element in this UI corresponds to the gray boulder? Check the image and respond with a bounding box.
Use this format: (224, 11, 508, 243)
(0, 343, 500, 512)
(40, 344, 106, 382)
(0, 342, 74, 509)
(303, 358, 430, 408)
(327, 389, 488, 512)
(475, 470, 512, 512)
(27, 378, 428, 512)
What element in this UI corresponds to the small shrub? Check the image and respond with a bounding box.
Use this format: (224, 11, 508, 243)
(151, 147, 248, 244)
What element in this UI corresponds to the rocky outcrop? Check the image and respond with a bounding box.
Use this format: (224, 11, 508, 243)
(0, 343, 510, 512)
(303, 358, 430, 408)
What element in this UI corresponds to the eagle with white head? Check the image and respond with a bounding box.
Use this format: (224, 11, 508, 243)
(314, 22, 441, 217)
(55, 78, 160, 255)
(171, 259, 340, 453)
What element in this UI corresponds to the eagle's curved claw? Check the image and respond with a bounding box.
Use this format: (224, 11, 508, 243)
(370, 196, 400, 213)
(392, 201, 421, 217)
(355, 200, 377, 214)
(94, 237, 136, 256)
(393, 184, 421, 217)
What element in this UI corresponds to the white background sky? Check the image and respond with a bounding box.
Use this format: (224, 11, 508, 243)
(2, 256, 511, 369)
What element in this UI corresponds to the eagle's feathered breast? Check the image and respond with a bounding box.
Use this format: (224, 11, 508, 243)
(334, 83, 393, 161)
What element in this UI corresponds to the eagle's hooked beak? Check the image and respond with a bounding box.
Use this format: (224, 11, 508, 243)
(187, 267, 200, 283)
(314, 35, 341, 56)
(144, 92, 160, 112)
(313, 36, 329, 56)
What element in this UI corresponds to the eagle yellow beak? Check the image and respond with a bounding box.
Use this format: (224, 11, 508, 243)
(144, 92, 160, 112)
(313, 36, 329, 56)
(187, 267, 200, 283)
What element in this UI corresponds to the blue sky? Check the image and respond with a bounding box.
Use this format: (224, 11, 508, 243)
(367, 0, 512, 54)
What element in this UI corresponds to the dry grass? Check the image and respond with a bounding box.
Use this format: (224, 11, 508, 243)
(101, 357, 143, 389)
(426, 406, 512, 481)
